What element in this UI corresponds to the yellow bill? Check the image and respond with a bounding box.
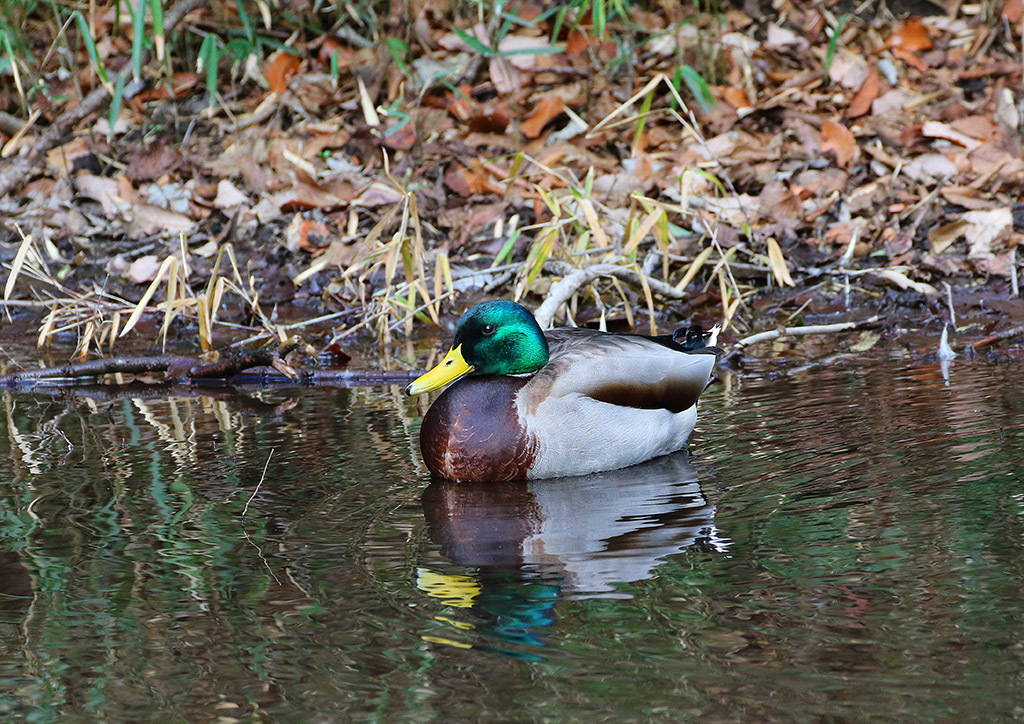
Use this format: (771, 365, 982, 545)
(406, 344, 474, 395)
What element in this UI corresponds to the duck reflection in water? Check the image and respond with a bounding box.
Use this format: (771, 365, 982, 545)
(417, 453, 728, 655)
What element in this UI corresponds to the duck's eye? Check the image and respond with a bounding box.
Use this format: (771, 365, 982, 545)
(481, 324, 496, 336)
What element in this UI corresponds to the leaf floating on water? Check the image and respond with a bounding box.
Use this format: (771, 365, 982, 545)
(850, 330, 880, 352)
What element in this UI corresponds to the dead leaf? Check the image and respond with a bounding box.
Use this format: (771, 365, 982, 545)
(438, 25, 488, 52)
(872, 89, 913, 116)
(467, 103, 510, 134)
(266, 52, 302, 94)
(253, 184, 345, 221)
(488, 56, 520, 95)
(765, 23, 805, 48)
(960, 208, 1013, 260)
(446, 84, 475, 120)
(47, 139, 91, 178)
(722, 86, 750, 109)
(74, 173, 123, 216)
(847, 70, 878, 119)
(128, 203, 194, 238)
(871, 269, 938, 296)
(567, 28, 590, 56)
(496, 35, 551, 70)
(890, 47, 930, 71)
(766, 237, 795, 286)
(850, 330, 880, 352)
(315, 239, 360, 270)
(820, 120, 858, 168)
(134, 72, 199, 102)
(758, 181, 801, 221)
(968, 143, 1024, 180)
(976, 249, 1017, 277)
(922, 121, 981, 150)
(950, 115, 1002, 143)
(929, 219, 967, 254)
(285, 214, 329, 252)
(590, 172, 648, 201)
(351, 182, 404, 207)
(1003, 0, 1022, 23)
(214, 179, 248, 208)
(995, 88, 1019, 131)
(383, 122, 416, 150)
(127, 254, 163, 284)
(522, 94, 566, 138)
(939, 185, 1000, 210)
(901, 153, 957, 182)
(318, 38, 343, 65)
(444, 165, 500, 197)
(116, 174, 136, 204)
(886, 17, 932, 51)
(828, 52, 870, 89)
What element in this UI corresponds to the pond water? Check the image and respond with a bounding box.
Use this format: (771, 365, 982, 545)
(0, 359, 1022, 722)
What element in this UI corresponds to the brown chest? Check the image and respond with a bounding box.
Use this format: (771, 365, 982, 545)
(419, 376, 538, 483)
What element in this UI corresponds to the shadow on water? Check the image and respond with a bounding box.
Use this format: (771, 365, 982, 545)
(0, 360, 1023, 722)
(418, 453, 728, 657)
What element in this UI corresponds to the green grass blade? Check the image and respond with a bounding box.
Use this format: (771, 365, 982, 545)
(235, 0, 254, 43)
(73, 11, 110, 84)
(493, 228, 522, 267)
(385, 37, 410, 75)
(593, 0, 606, 38)
(150, 0, 165, 61)
(452, 27, 493, 57)
(108, 72, 126, 140)
(496, 44, 564, 57)
(131, 0, 146, 80)
(549, 7, 567, 41)
(633, 84, 654, 151)
(680, 64, 715, 113)
(823, 14, 848, 83)
(198, 34, 219, 109)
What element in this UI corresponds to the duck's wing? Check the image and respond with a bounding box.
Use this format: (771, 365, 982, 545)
(524, 328, 717, 414)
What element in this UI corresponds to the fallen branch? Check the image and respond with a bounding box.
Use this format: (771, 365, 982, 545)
(0, 337, 302, 386)
(535, 261, 684, 328)
(0, 0, 204, 198)
(725, 316, 882, 360)
(971, 324, 1024, 349)
(0, 338, 426, 387)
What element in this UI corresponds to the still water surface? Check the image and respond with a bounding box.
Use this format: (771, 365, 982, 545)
(0, 361, 1022, 722)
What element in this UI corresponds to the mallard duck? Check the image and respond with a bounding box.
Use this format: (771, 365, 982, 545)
(406, 301, 720, 482)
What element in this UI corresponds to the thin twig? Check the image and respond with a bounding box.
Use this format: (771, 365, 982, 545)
(242, 449, 274, 517)
(726, 316, 882, 360)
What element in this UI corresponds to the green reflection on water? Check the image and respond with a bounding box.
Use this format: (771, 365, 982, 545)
(0, 363, 1022, 722)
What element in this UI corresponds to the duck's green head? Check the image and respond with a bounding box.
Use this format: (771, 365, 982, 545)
(406, 301, 550, 395)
